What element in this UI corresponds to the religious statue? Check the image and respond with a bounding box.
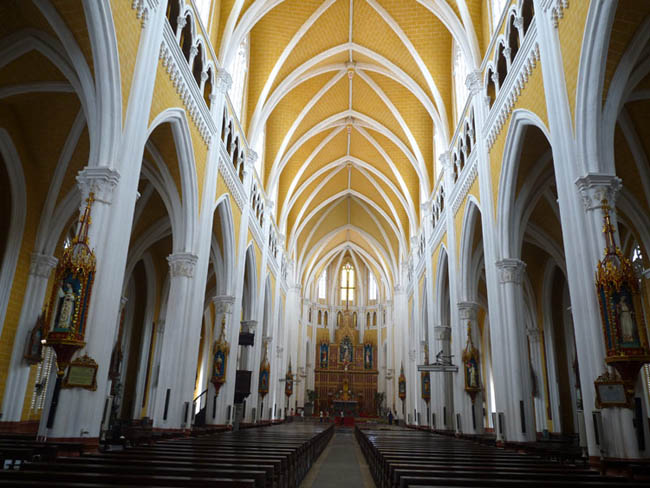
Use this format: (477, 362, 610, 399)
(462, 322, 481, 403)
(467, 359, 478, 388)
(340, 336, 353, 363)
(44, 193, 96, 377)
(421, 370, 431, 403)
(211, 317, 229, 395)
(617, 294, 639, 345)
(320, 342, 329, 368)
(398, 363, 406, 401)
(285, 360, 293, 397)
(50, 282, 77, 332)
(364, 343, 373, 369)
(259, 344, 270, 398)
(595, 201, 650, 393)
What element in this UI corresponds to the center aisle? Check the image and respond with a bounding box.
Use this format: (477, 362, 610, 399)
(301, 426, 375, 488)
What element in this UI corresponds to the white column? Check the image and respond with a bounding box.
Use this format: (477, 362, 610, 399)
(151, 252, 198, 429)
(39, 167, 128, 443)
(433, 325, 453, 430)
(496, 259, 536, 442)
(573, 175, 642, 459)
(527, 328, 547, 432)
(1, 253, 58, 421)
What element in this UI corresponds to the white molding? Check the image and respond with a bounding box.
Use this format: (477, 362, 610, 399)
(484, 21, 540, 150)
(450, 152, 478, 215)
(129, 0, 160, 28)
(159, 22, 215, 145)
(218, 149, 246, 211)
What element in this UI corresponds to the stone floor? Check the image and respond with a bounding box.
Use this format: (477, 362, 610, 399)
(300, 427, 375, 488)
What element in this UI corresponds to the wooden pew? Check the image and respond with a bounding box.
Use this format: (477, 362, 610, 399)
(355, 426, 644, 488)
(0, 422, 333, 488)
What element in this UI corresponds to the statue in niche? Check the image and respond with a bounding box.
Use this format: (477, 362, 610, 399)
(50, 280, 79, 332)
(340, 336, 353, 363)
(320, 342, 329, 368)
(616, 292, 639, 345)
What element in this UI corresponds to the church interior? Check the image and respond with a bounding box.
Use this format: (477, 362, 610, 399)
(1, 0, 650, 486)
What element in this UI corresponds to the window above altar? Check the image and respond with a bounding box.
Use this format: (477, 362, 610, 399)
(341, 263, 355, 304)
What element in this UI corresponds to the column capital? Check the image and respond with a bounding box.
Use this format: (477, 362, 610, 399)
(457, 301, 479, 320)
(439, 151, 452, 172)
(157, 319, 166, 334)
(212, 295, 235, 314)
(496, 258, 526, 284)
(420, 200, 432, 217)
(29, 253, 58, 278)
(465, 70, 483, 95)
(240, 319, 257, 333)
(216, 68, 232, 94)
(76, 166, 120, 205)
(527, 328, 543, 343)
(167, 252, 198, 278)
(189, 45, 198, 59)
(246, 151, 258, 168)
(575, 173, 622, 211)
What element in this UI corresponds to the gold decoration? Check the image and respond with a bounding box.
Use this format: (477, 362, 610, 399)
(62, 354, 98, 390)
(421, 343, 430, 403)
(258, 342, 270, 398)
(594, 368, 630, 408)
(398, 362, 406, 401)
(285, 359, 294, 397)
(595, 201, 650, 395)
(211, 316, 229, 396)
(24, 313, 46, 365)
(44, 193, 96, 376)
(462, 321, 481, 403)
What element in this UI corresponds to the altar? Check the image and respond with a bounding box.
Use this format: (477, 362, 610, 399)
(314, 310, 378, 416)
(333, 400, 358, 417)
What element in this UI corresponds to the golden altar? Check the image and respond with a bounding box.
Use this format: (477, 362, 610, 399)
(314, 310, 378, 416)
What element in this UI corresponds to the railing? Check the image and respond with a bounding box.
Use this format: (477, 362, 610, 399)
(192, 388, 208, 426)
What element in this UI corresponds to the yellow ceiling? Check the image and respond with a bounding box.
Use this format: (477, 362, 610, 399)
(216, 0, 480, 288)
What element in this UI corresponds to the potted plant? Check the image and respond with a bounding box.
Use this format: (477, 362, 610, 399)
(305, 389, 317, 416)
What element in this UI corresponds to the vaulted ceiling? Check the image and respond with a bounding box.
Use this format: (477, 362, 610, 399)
(214, 0, 484, 291)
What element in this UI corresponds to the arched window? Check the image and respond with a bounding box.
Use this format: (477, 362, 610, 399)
(452, 41, 468, 125)
(318, 270, 327, 300)
(229, 35, 249, 120)
(318, 310, 322, 325)
(368, 273, 377, 301)
(324, 311, 328, 326)
(340, 263, 355, 304)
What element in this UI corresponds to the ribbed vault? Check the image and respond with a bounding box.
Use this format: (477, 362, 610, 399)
(215, 0, 481, 289)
